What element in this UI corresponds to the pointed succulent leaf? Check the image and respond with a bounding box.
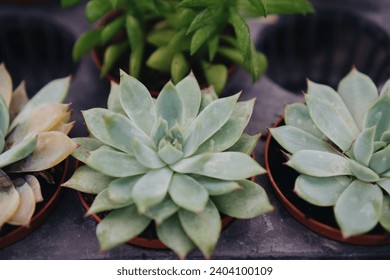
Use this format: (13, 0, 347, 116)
(151, 118, 169, 147)
(0, 63, 12, 107)
(131, 138, 165, 169)
(183, 93, 240, 156)
(7, 132, 77, 173)
(213, 179, 273, 218)
(353, 126, 376, 166)
(107, 82, 126, 115)
(157, 214, 194, 259)
(50, 121, 74, 135)
(196, 99, 255, 154)
(156, 81, 184, 128)
(157, 140, 184, 164)
(119, 71, 156, 135)
(195, 176, 240, 196)
(369, 145, 390, 175)
(146, 46, 175, 73)
(363, 92, 390, 140)
(0, 170, 19, 228)
(0, 136, 37, 169)
(286, 150, 352, 177)
(62, 165, 113, 194)
(71, 137, 104, 163)
(6, 178, 35, 226)
(200, 85, 218, 112)
(179, 200, 221, 259)
(380, 131, 390, 143)
(380, 79, 390, 96)
(72, 29, 102, 61)
(229, 7, 250, 61)
(295, 175, 351, 206)
(270, 125, 335, 154)
(24, 174, 43, 203)
(10, 76, 70, 131)
(335, 180, 383, 238)
(97, 205, 151, 251)
(86, 146, 148, 178)
(107, 176, 141, 204)
(377, 179, 390, 195)
(0, 96, 9, 137)
(305, 94, 357, 152)
(132, 168, 173, 213)
(169, 173, 208, 213)
(85, 0, 111, 23)
(171, 52, 190, 85)
(0, 131, 4, 153)
(190, 25, 217, 55)
(144, 195, 179, 225)
(227, 133, 260, 155)
(374, 141, 387, 152)
(101, 15, 126, 44)
(350, 160, 379, 182)
(338, 69, 378, 129)
(379, 195, 390, 232)
(101, 41, 129, 76)
(87, 188, 133, 215)
(201, 61, 228, 95)
(284, 103, 324, 138)
(171, 152, 265, 180)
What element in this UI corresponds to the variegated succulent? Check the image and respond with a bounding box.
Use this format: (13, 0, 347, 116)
(0, 64, 77, 229)
(63, 71, 272, 258)
(270, 69, 390, 238)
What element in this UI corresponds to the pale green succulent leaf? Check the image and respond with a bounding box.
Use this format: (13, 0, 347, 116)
(151, 118, 169, 147)
(119, 71, 156, 135)
(171, 152, 265, 180)
(195, 176, 240, 196)
(0, 136, 37, 169)
(157, 214, 194, 259)
(183, 93, 240, 156)
(377, 179, 390, 195)
(286, 150, 352, 177)
(87, 188, 133, 215)
(284, 103, 324, 139)
(382, 170, 390, 178)
(379, 195, 390, 232)
(132, 168, 173, 213)
(97, 205, 151, 251)
(335, 180, 383, 238)
(270, 125, 335, 154)
(380, 79, 390, 96)
(62, 165, 113, 194)
(71, 137, 105, 163)
(200, 86, 218, 112)
(363, 92, 390, 140)
(144, 196, 179, 225)
(0, 64, 12, 108)
(195, 99, 255, 154)
(86, 146, 148, 177)
(179, 200, 221, 259)
(0, 131, 4, 153)
(157, 141, 184, 165)
(0, 96, 9, 136)
(374, 141, 386, 152)
(353, 126, 376, 166)
(338, 69, 378, 129)
(7, 179, 35, 226)
(227, 133, 260, 155)
(294, 175, 351, 206)
(369, 145, 390, 175)
(380, 131, 390, 143)
(212, 179, 273, 218)
(156, 81, 184, 128)
(131, 138, 165, 169)
(350, 160, 380, 182)
(169, 173, 208, 213)
(107, 82, 126, 115)
(0, 170, 19, 228)
(107, 176, 142, 204)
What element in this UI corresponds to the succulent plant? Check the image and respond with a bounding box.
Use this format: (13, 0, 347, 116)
(270, 68, 390, 238)
(62, 71, 272, 258)
(0, 64, 77, 229)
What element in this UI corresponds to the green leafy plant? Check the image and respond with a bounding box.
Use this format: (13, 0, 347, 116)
(62, 0, 313, 94)
(62, 71, 273, 258)
(0, 64, 77, 229)
(270, 69, 390, 238)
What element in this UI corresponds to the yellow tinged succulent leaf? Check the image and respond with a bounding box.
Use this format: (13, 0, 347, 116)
(24, 175, 43, 203)
(0, 136, 37, 169)
(0, 63, 12, 107)
(7, 178, 35, 227)
(0, 170, 19, 228)
(50, 121, 75, 135)
(9, 81, 29, 121)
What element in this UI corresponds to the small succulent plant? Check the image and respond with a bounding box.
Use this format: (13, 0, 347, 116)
(270, 69, 390, 238)
(63, 71, 272, 258)
(0, 64, 77, 229)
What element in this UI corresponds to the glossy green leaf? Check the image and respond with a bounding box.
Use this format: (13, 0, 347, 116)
(270, 125, 335, 154)
(97, 205, 151, 251)
(178, 0, 214, 8)
(350, 160, 379, 182)
(377, 179, 390, 195)
(179, 200, 221, 259)
(353, 126, 376, 166)
(129, 44, 143, 79)
(7, 178, 35, 226)
(62, 165, 113, 194)
(187, 6, 221, 34)
(0, 63, 12, 107)
(88, 188, 132, 215)
(171, 53, 190, 84)
(369, 145, 390, 175)
(0, 136, 37, 169)
(101, 41, 128, 76)
(335, 180, 383, 238)
(284, 103, 324, 138)
(107, 176, 141, 204)
(169, 173, 208, 213)
(147, 29, 176, 47)
(338, 69, 378, 129)
(286, 150, 352, 177)
(183, 93, 239, 156)
(195, 176, 240, 196)
(86, 146, 148, 177)
(126, 15, 143, 50)
(295, 175, 350, 206)
(119, 71, 156, 135)
(101, 15, 125, 44)
(190, 25, 217, 55)
(144, 196, 179, 225)
(71, 137, 105, 163)
(208, 35, 219, 61)
(131, 138, 165, 169)
(213, 179, 273, 218)
(146, 46, 175, 73)
(363, 91, 390, 140)
(85, 0, 112, 23)
(132, 168, 173, 213)
(229, 7, 250, 60)
(379, 195, 390, 232)
(157, 214, 194, 259)
(171, 152, 265, 180)
(72, 29, 103, 61)
(201, 61, 228, 95)
(156, 81, 184, 128)
(107, 82, 126, 115)
(0, 170, 19, 228)
(227, 133, 260, 155)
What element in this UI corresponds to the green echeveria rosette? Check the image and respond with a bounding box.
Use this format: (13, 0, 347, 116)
(270, 68, 390, 238)
(63, 70, 273, 259)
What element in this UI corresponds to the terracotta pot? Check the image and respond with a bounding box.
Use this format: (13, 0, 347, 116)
(0, 158, 69, 249)
(265, 116, 390, 245)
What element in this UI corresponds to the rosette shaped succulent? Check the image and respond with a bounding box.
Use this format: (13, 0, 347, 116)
(270, 69, 390, 238)
(63, 71, 272, 258)
(0, 64, 77, 229)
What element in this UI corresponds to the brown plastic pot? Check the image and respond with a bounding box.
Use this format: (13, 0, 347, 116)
(0, 158, 69, 249)
(265, 116, 390, 245)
